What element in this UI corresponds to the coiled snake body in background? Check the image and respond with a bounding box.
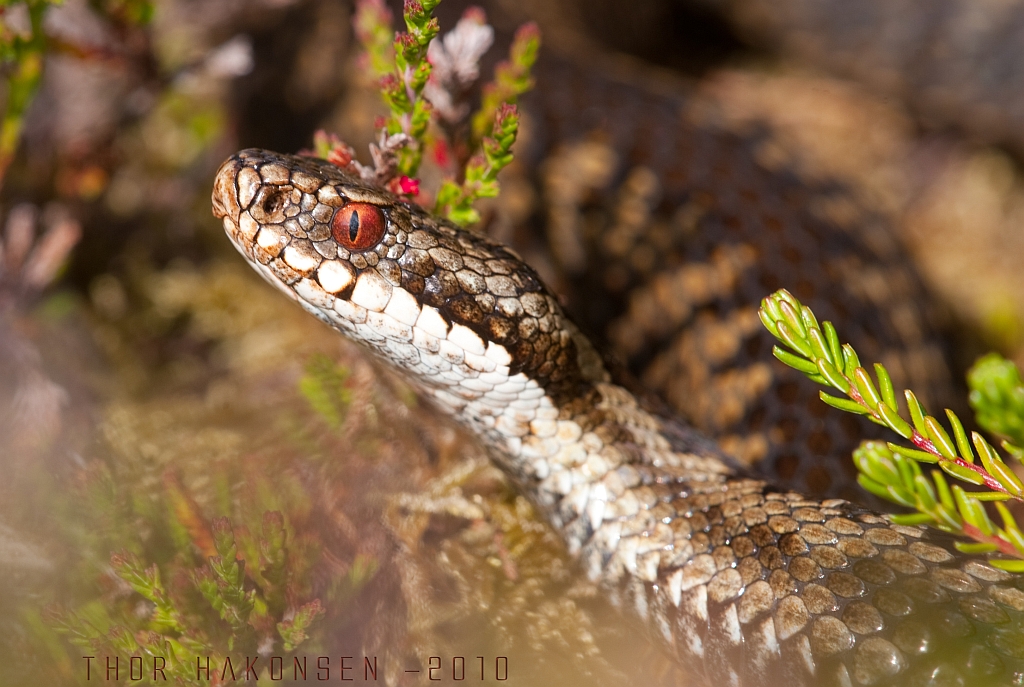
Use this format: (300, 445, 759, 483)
(212, 144, 1024, 686)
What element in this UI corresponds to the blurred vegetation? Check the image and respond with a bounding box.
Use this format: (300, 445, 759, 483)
(970, 352, 1024, 449)
(0, 0, 60, 183)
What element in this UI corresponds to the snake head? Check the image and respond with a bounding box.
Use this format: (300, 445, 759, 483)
(212, 148, 588, 402)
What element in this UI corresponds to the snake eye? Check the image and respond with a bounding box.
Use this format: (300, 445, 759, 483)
(332, 203, 386, 251)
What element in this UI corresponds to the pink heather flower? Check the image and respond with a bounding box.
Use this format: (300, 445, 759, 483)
(512, 21, 541, 52)
(497, 102, 517, 123)
(378, 73, 399, 92)
(398, 176, 420, 196)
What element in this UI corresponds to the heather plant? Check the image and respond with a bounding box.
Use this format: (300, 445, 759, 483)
(761, 289, 1024, 571)
(42, 465, 331, 682)
(324, 0, 540, 226)
(24, 351, 378, 684)
(49, 513, 325, 685)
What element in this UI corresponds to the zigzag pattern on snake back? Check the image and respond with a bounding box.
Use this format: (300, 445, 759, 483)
(512, 55, 956, 505)
(212, 147, 1024, 687)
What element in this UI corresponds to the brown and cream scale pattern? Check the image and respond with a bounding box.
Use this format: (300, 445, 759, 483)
(513, 57, 957, 506)
(213, 149, 1024, 687)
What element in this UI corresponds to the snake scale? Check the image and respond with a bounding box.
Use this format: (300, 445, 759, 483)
(205, 20, 1024, 681)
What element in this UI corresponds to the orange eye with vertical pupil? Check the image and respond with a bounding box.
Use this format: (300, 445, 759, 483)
(332, 203, 386, 251)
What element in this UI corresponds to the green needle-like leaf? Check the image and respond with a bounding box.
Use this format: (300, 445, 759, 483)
(857, 474, 900, 503)
(988, 457, 1023, 496)
(887, 443, 939, 464)
(841, 344, 861, 376)
(913, 474, 938, 511)
(807, 326, 834, 366)
(954, 486, 992, 535)
(969, 491, 1013, 501)
(778, 300, 808, 343)
(823, 321, 842, 365)
(946, 410, 975, 463)
(939, 460, 987, 486)
(875, 363, 897, 409)
(877, 402, 913, 439)
(763, 293, 785, 326)
(758, 307, 780, 339)
(777, 320, 814, 359)
(996, 502, 1019, 530)
(853, 367, 882, 410)
(976, 432, 1024, 495)
(799, 304, 820, 335)
(816, 359, 851, 394)
(773, 346, 820, 375)
(955, 542, 999, 554)
(891, 513, 936, 526)
(991, 559, 1024, 572)
(820, 391, 870, 415)
(923, 416, 957, 459)
(932, 470, 954, 510)
(906, 391, 928, 435)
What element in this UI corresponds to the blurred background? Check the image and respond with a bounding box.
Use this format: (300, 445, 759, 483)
(2, 0, 1024, 684)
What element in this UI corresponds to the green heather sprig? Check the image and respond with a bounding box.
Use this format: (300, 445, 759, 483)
(434, 103, 519, 225)
(352, 0, 394, 78)
(350, 0, 540, 226)
(109, 551, 187, 636)
(355, 0, 440, 177)
(470, 22, 539, 144)
(760, 288, 1024, 570)
(197, 518, 259, 649)
(277, 599, 325, 653)
(851, 441, 1024, 570)
(51, 511, 325, 678)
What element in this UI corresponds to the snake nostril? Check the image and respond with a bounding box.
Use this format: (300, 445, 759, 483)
(249, 186, 289, 222)
(261, 190, 284, 215)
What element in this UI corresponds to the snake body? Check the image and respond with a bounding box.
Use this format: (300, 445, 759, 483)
(212, 149, 1024, 686)
(509, 56, 956, 505)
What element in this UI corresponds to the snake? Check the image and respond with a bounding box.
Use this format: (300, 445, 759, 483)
(211, 145, 1024, 686)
